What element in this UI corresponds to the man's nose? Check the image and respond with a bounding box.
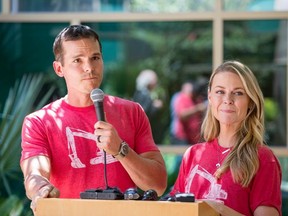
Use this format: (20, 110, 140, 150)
(84, 61, 93, 73)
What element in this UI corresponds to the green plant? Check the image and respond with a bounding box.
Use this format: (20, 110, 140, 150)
(0, 73, 55, 216)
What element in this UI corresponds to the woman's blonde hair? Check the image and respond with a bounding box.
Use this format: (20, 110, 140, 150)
(201, 60, 265, 187)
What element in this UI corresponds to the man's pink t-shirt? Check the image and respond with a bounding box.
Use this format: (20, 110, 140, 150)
(21, 95, 159, 198)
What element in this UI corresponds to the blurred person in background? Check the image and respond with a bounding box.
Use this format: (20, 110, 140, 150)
(133, 69, 165, 143)
(170, 79, 207, 145)
(133, 69, 163, 119)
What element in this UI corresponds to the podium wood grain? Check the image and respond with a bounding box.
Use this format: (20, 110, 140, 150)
(36, 198, 219, 216)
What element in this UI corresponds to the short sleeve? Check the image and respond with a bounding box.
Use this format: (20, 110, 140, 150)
(20, 113, 50, 163)
(249, 146, 282, 214)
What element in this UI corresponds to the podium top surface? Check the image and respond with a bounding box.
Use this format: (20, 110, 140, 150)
(36, 198, 220, 216)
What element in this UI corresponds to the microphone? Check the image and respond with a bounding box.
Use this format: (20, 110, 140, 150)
(90, 88, 105, 121)
(80, 88, 123, 200)
(90, 88, 109, 189)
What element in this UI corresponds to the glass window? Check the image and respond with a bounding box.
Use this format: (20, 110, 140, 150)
(129, 0, 214, 12)
(224, 20, 287, 146)
(84, 21, 213, 90)
(84, 21, 213, 143)
(224, 0, 288, 11)
(11, 0, 97, 12)
(11, 0, 215, 13)
(0, 22, 68, 104)
(101, 0, 125, 12)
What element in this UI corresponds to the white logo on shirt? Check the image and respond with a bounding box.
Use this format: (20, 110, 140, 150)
(185, 165, 227, 200)
(66, 127, 117, 168)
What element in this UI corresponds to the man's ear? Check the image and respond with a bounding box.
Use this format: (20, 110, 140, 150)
(53, 61, 64, 77)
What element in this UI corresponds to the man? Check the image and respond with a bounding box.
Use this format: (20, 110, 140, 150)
(20, 25, 167, 213)
(133, 69, 163, 119)
(133, 69, 164, 142)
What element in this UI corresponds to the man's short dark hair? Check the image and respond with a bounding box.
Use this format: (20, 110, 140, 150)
(53, 25, 102, 64)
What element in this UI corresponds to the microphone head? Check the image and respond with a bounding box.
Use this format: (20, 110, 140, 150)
(90, 88, 104, 102)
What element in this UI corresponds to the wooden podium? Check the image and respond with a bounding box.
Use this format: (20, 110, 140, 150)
(36, 198, 219, 216)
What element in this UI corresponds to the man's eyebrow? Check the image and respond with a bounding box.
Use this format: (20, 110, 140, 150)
(71, 52, 101, 58)
(71, 54, 83, 58)
(92, 52, 102, 56)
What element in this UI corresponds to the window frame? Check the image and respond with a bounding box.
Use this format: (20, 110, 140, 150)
(1, 0, 287, 154)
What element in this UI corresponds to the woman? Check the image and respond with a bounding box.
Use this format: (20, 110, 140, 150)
(170, 61, 282, 216)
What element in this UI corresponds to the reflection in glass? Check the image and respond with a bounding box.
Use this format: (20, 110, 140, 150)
(85, 21, 213, 71)
(129, 0, 214, 12)
(11, 0, 215, 13)
(11, 0, 97, 12)
(224, 20, 287, 146)
(84, 21, 212, 143)
(0, 22, 69, 102)
(223, 0, 288, 11)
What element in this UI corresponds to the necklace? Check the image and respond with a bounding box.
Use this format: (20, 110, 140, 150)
(216, 145, 231, 168)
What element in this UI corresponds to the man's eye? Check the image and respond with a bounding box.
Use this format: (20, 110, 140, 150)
(92, 56, 100, 61)
(73, 59, 80, 63)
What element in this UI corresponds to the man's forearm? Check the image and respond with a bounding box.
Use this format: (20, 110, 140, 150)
(24, 174, 52, 199)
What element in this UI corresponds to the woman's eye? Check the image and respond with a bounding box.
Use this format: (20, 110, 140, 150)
(216, 90, 224, 94)
(234, 91, 244, 96)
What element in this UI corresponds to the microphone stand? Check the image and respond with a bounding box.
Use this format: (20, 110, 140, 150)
(80, 149, 124, 200)
(103, 151, 109, 189)
(80, 88, 124, 200)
